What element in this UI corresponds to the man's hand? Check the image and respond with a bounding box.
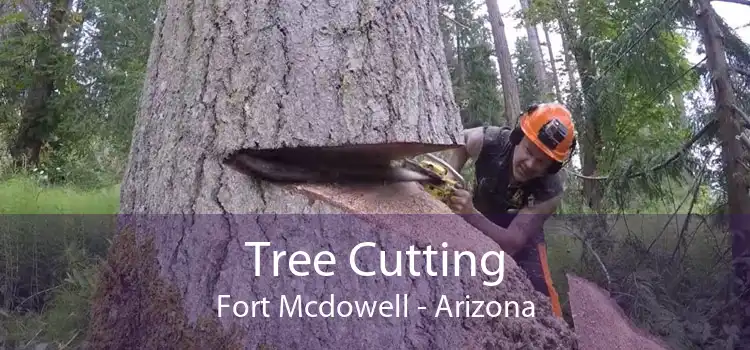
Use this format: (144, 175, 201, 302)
(447, 188, 476, 214)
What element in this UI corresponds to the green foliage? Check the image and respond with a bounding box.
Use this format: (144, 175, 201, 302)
(545, 214, 735, 350)
(0, 176, 119, 214)
(459, 44, 504, 127)
(3, 244, 99, 349)
(0, 17, 39, 135)
(82, 0, 160, 154)
(446, 0, 504, 127)
(513, 37, 542, 108)
(551, 0, 701, 212)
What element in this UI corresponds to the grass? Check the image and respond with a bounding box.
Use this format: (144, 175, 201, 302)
(0, 176, 120, 214)
(0, 175, 120, 349)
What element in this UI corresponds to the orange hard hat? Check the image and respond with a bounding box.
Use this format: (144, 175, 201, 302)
(519, 103, 576, 163)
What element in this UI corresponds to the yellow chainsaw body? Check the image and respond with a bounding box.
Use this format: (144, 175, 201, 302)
(416, 159, 461, 203)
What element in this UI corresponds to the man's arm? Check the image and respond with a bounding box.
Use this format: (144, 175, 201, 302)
(444, 127, 484, 173)
(457, 172, 564, 255)
(461, 195, 561, 255)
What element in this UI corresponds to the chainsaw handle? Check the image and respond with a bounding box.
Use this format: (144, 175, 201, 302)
(424, 153, 466, 188)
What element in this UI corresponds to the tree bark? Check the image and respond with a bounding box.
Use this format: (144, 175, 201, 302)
(453, 0, 466, 87)
(87, 1, 578, 349)
(118, 0, 466, 215)
(485, 0, 521, 125)
(694, 0, 750, 345)
(555, 2, 602, 213)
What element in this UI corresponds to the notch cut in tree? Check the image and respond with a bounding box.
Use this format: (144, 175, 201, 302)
(118, 0, 469, 215)
(89, 0, 580, 349)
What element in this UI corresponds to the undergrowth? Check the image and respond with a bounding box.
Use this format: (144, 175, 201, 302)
(545, 213, 735, 350)
(0, 176, 119, 349)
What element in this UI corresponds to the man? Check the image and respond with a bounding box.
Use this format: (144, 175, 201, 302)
(444, 102, 577, 318)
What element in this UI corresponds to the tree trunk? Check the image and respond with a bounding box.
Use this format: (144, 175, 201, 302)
(555, 4, 602, 213)
(555, 0, 610, 276)
(694, 0, 750, 345)
(542, 22, 563, 102)
(453, 0, 466, 87)
(117, 0, 467, 215)
(86, 1, 578, 348)
(560, 30, 579, 102)
(485, 0, 521, 125)
(438, 1, 456, 73)
(10, 0, 72, 167)
(673, 91, 687, 124)
(519, 0, 550, 101)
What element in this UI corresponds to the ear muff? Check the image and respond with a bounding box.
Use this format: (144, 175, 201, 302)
(510, 126, 523, 145)
(547, 135, 577, 174)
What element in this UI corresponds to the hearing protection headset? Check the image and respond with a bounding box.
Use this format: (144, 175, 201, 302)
(508, 103, 577, 174)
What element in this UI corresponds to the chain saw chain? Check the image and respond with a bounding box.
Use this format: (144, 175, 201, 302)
(224, 148, 467, 204)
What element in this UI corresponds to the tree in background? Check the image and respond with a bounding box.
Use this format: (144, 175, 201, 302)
(442, 0, 505, 127)
(513, 37, 542, 108)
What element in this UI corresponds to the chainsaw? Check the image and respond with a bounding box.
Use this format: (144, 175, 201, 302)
(400, 154, 466, 203)
(224, 147, 467, 204)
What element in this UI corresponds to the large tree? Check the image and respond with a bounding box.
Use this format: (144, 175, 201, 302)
(85, 1, 577, 348)
(694, 0, 750, 345)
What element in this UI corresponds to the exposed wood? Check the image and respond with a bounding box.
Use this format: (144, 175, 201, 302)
(567, 274, 672, 350)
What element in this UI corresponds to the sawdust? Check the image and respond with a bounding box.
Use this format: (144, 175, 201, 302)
(567, 273, 672, 350)
(298, 182, 671, 350)
(292, 182, 578, 349)
(293, 182, 519, 262)
(87, 178, 665, 349)
(294, 182, 453, 214)
(85, 228, 245, 350)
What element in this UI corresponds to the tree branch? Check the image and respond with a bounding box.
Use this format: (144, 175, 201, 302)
(567, 119, 718, 181)
(440, 12, 470, 30)
(730, 66, 750, 79)
(733, 104, 750, 127)
(740, 133, 750, 150)
(712, 0, 750, 5)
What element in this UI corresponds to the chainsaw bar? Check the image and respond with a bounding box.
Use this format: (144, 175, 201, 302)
(225, 152, 440, 185)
